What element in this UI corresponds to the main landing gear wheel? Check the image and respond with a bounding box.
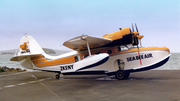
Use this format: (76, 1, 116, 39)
(55, 73, 60, 79)
(115, 70, 130, 80)
(115, 70, 125, 80)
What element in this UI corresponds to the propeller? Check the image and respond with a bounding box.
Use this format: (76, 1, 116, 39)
(135, 23, 143, 47)
(132, 23, 142, 65)
(132, 23, 139, 46)
(132, 23, 134, 32)
(135, 23, 139, 32)
(134, 23, 140, 48)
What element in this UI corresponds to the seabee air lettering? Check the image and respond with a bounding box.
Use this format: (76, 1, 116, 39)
(127, 53, 153, 62)
(60, 65, 73, 71)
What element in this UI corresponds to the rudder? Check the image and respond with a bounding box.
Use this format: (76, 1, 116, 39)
(10, 35, 47, 62)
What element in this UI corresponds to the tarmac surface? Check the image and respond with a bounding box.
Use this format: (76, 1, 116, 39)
(0, 70, 180, 101)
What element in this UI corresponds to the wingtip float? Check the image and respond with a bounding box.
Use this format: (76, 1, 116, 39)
(11, 24, 170, 80)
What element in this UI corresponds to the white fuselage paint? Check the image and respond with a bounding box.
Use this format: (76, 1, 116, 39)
(30, 49, 170, 73)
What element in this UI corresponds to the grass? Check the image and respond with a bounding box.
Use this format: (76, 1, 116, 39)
(0, 66, 27, 72)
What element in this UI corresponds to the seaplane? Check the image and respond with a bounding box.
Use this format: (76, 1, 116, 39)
(10, 24, 171, 80)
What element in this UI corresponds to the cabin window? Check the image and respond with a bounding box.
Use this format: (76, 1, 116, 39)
(108, 50, 112, 54)
(121, 46, 129, 51)
(74, 56, 81, 62)
(83, 55, 89, 58)
(117, 47, 121, 52)
(95, 52, 101, 54)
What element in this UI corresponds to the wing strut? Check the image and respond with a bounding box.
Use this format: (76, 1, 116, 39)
(81, 36, 92, 56)
(86, 40, 91, 56)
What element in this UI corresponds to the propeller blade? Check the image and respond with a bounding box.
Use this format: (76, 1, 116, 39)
(132, 23, 134, 32)
(135, 23, 139, 32)
(134, 23, 141, 65)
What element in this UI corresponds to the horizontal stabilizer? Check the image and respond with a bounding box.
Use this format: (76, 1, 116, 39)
(10, 54, 41, 61)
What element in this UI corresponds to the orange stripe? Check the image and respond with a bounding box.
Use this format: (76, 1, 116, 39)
(88, 47, 169, 56)
(35, 56, 75, 67)
(33, 58, 49, 64)
(32, 55, 44, 60)
(119, 47, 170, 54)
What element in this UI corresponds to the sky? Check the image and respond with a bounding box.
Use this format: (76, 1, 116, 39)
(0, 0, 180, 52)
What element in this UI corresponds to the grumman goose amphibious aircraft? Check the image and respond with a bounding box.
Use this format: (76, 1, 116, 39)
(10, 24, 171, 80)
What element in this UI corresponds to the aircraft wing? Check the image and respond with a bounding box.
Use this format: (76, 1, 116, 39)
(63, 35, 112, 51)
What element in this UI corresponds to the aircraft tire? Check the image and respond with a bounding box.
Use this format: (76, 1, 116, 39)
(115, 70, 125, 80)
(55, 74, 60, 79)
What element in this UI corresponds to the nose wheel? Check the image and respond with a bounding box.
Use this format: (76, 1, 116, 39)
(55, 73, 60, 79)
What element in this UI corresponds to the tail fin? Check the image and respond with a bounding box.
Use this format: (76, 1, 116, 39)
(19, 35, 45, 55)
(11, 35, 46, 61)
(10, 35, 49, 69)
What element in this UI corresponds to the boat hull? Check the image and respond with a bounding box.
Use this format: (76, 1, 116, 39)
(81, 47, 171, 73)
